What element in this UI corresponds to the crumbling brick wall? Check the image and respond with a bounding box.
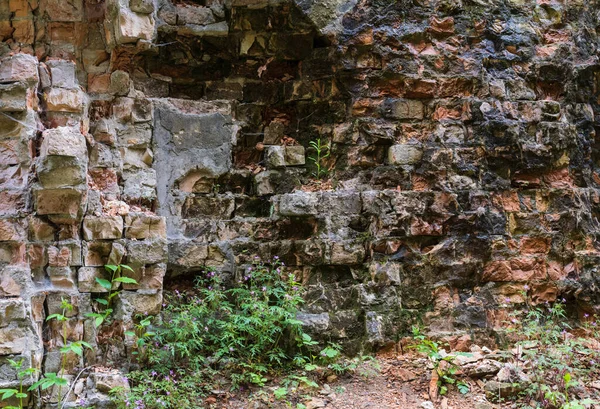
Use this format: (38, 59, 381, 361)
(1, 0, 600, 403)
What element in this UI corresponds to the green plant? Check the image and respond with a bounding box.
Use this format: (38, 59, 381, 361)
(31, 298, 92, 406)
(116, 257, 324, 408)
(505, 298, 600, 409)
(308, 138, 330, 179)
(411, 325, 470, 396)
(86, 264, 138, 328)
(0, 359, 37, 409)
(125, 315, 155, 362)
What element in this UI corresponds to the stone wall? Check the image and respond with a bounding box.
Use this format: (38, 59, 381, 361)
(1, 0, 600, 404)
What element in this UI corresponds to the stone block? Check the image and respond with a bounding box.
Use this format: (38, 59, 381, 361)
(28, 217, 55, 242)
(266, 146, 285, 168)
(117, 123, 152, 147)
(0, 139, 28, 167)
(44, 87, 85, 113)
(330, 241, 366, 265)
(37, 157, 87, 188)
(169, 241, 208, 269)
(285, 145, 305, 166)
(132, 99, 153, 123)
(82, 216, 124, 240)
(0, 242, 26, 265)
(122, 169, 157, 201)
(77, 266, 110, 292)
(0, 299, 27, 327)
(109, 70, 130, 96)
(385, 99, 424, 119)
(0, 218, 26, 241)
(369, 261, 401, 285)
(130, 0, 154, 14)
(176, 5, 215, 25)
(45, 0, 83, 21)
(127, 238, 168, 265)
(88, 73, 110, 93)
(279, 192, 318, 216)
(0, 266, 29, 297)
(47, 245, 70, 267)
(46, 60, 77, 89)
(0, 327, 34, 355)
(35, 188, 86, 221)
(121, 147, 152, 169)
(82, 241, 112, 267)
(182, 195, 235, 219)
(0, 190, 26, 216)
(124, 213, 166, 239)
(116, 8, 155, 44)
(122, 263, 165, 291)
(116, 291, 162, 319)
(47, 266, 77, 289)
(388, 144, 423, 165)
(297, 312, 330, 332)
(0, 83, 28, 112)
(318, 191, 361, 215)
(176, 21, 228, 36)
(0, 54, 39, 85)
(254, 171, 275, 195)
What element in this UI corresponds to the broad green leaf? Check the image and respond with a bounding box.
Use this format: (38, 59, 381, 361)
(113, 277, 138, 284)
(46, 314, 66, 322)
(95, 278, 112, 290)
(104, 265, 118, 273)
(124, 331, 136, 337)
(0, 389, 17, 400)
(95, 298, 109, 306)
(120, 264, 134, 272)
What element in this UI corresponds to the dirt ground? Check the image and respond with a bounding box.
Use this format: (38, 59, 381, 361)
(224, 354, 498, 409)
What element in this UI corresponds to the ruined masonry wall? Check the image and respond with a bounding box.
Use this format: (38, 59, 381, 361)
(1, 0, 600, 400)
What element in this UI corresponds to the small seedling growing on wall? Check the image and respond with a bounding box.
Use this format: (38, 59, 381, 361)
(308, 138, 330, 179)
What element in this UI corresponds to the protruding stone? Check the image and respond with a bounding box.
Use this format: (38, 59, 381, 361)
(124, 213, 166, 239)
(0, 54, 39, 85)
(129, 0, 154, 14)
(82, 216, 124, 240)
(388, 144, 423, 165)
(44, 88, 85, 113)
(279, 192, 318, 216)
(78, 267, 110, 292)
(385, 99, 424, 119)
(109, 70, 130, 96)
(35, 188, 86, 222)
(41, 127, 88, 159)
(285, 146, 306, 166)
(46, 60, 77, 89)
(116, 8, 155, 44)
(127, 238, 168, 265)
(0, 83, 28, 112)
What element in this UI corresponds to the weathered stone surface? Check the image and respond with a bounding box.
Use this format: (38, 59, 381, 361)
(0, 54, 38, 84)
(78, 266, 111, 292)
(279, 192, 318, 216)
(130, 0, 154, 14)
(127, 238, 168, 265)
(40, 127, 87, 158)
(46, 60, 77, 89)
(116, 8, 155, 44)
(124, 213, 166, 239)
(35, 188, 86, 221)
(388, 145, 423, 166)
(83, 216, 124, 240)
(38, 157, 87, 188)
(44, 87, 85, 112)
(0, 83, 28, 112)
